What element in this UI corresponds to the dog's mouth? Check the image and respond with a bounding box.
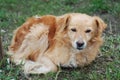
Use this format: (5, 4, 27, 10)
(76, 47, 84, 50)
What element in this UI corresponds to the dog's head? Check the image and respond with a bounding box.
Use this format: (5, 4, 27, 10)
(57, 13, 107, 50)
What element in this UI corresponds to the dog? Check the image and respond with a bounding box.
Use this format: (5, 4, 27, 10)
(8, 13, 107, 74)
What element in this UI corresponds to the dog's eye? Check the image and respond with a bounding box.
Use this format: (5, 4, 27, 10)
(85, 29, 91, 33)
(71, 28, 77, 32)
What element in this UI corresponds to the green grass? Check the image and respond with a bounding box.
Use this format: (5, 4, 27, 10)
(0, 0, 120, 80)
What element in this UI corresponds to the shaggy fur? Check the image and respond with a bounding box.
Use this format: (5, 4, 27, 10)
(8, 13, 107, 74)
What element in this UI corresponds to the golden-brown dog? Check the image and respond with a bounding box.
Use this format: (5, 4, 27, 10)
(8, 13, 107, 74)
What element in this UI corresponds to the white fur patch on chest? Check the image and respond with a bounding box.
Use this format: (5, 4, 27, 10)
(61, 53, 77, 67)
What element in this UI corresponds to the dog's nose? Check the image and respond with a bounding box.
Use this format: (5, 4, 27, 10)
(76, 42, 84, 50)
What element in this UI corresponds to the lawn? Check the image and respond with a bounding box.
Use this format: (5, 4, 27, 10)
(0, 0, 120, 80)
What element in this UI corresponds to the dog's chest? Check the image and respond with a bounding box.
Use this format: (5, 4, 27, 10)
(61, 53, 77, 67)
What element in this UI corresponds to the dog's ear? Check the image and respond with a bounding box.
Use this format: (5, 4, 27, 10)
(94, 16, 107, 37)
(57, 14, 70, 32)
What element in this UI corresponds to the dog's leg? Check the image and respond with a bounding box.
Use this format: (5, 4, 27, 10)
(23, 56, 57, 74)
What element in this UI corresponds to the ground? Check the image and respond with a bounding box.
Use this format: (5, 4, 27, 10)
(0, 0, 120, 80)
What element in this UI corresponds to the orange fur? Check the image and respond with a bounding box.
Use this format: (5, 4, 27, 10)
(8, 13, 107, 74)
(9, 15, 57, 52)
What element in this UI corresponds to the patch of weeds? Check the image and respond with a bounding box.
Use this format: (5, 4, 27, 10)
(0, 57, 27, 80)
(111, 2, 120, 16)
(62, 0, 79, 5)
(100, 35, 120, 79)
(0, 58, 19, 80)
(89, 0, 111, 14)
